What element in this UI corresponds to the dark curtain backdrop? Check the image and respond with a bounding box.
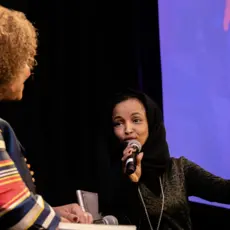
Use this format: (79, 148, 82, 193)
(0, 0, 229, 229)
(0, 0, 152, 204)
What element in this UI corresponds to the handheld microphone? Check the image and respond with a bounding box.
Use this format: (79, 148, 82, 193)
(93, 215, 118, 225)
(125, 140, 142, 175)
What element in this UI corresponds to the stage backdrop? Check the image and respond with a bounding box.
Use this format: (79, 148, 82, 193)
(158, 0, 230, 208)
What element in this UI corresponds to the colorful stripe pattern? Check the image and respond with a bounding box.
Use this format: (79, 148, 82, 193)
(0, 131, 60, 229)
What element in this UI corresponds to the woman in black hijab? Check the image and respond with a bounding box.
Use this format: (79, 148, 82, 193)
(98, 88, 230, 230)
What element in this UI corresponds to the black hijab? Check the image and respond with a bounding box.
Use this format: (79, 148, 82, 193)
(107, 88, 170, 178)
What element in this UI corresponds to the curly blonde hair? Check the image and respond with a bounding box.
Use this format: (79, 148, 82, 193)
(0, 5, 37, 86)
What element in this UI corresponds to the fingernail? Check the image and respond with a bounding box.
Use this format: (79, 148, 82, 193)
(73, 217, 79, 222)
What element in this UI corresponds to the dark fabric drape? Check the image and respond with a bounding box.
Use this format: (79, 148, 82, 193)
(0, 0, 140, 206)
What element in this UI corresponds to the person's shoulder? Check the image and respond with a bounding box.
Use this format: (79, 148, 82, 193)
(171, 156, 188, 161)
(170, 156, 191, 170)
(0, 118, 20, 149)
(0, 117, 15, 137)
(0, 117, 11, 128)
(0, 118, 15, 135)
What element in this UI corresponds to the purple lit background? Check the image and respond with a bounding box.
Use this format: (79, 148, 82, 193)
(158, 0, 230, 208)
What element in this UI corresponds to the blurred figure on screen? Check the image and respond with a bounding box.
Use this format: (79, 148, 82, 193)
(97, 88, 230, 230)
(0, 4, 92, 229)
(224, 0, 230, 31)
(160, 0, 230, 176)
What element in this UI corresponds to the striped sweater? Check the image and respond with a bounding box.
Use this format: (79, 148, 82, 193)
(0, 131, 60, 229)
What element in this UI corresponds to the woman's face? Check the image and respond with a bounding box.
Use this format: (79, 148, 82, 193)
(112, 98, 149, 146)
(10, 64, 31, 100)
(2, 64, 31, 101)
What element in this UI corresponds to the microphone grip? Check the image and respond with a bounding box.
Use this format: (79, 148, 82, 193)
(125, 153, 136, 175)
(93, 215, 119, 225)
(93, 219, 105, 224)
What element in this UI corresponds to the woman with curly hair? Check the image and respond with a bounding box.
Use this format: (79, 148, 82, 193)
(0, 5, 37, 100)
(0, 5, 93, 229)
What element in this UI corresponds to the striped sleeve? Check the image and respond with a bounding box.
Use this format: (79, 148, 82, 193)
(0, 131, 60, 229)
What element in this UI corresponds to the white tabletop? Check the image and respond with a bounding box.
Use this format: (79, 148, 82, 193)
(58, 223, 136, 230)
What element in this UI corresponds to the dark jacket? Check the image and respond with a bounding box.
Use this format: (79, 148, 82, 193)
(101, 157, 230, 230)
